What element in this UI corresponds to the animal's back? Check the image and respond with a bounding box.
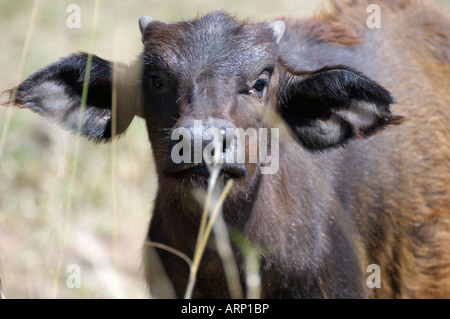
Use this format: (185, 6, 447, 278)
(280, 0, 450, 297)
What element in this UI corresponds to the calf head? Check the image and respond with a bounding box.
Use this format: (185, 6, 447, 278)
(4, 12, 402, 223)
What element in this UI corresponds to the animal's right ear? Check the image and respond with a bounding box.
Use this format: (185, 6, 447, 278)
(3, 53, 142, 141)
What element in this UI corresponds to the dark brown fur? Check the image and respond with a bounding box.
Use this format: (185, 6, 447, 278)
(143, 0, 450, 298)
(282, 0, 450, 298)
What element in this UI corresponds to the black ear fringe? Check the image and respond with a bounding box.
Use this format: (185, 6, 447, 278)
(1, 87, 27, 108)
(0, 89, 12, 106)
(279, 64, 398, 109)
(2, 87, 35, 111)
(357, 114, 406, 139)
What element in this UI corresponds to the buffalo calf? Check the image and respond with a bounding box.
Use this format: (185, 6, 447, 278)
(4, 0, 450, 298)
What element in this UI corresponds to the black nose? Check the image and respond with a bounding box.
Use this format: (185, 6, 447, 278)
(163, 119, 248, 179)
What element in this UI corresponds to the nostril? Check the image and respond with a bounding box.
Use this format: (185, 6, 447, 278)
(224, 134, 236, 153)
(222, 138, 227, 154)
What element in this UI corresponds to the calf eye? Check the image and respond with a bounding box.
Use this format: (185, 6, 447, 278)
(251, 78, 269, 98)
(253, 80, 266, 92)
(152, 76, 164, 89)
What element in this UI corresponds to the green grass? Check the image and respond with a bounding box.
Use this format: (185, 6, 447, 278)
(0, 0, 449, 299)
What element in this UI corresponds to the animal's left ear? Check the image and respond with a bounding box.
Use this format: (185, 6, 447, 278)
(278, 65, 404, 150)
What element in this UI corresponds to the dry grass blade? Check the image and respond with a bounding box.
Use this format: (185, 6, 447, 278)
(184, 173, 238, 298)
(0, 0, 40, 161)
(145, 241, 193, 268)
(183, 133, 245, 299)
(232, 230, 263, 299)
(51, 0, 101, 299)
(208, 181, 244, 299)
(0, 277, 5, 299)
(143, 243, 177, 299)
(111, 62, 119, 269)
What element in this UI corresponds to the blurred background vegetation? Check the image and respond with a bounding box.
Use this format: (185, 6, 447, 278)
(0, 0, 449, 298)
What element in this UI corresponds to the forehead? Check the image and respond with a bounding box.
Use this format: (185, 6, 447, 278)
(142, 12, 278, 77)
